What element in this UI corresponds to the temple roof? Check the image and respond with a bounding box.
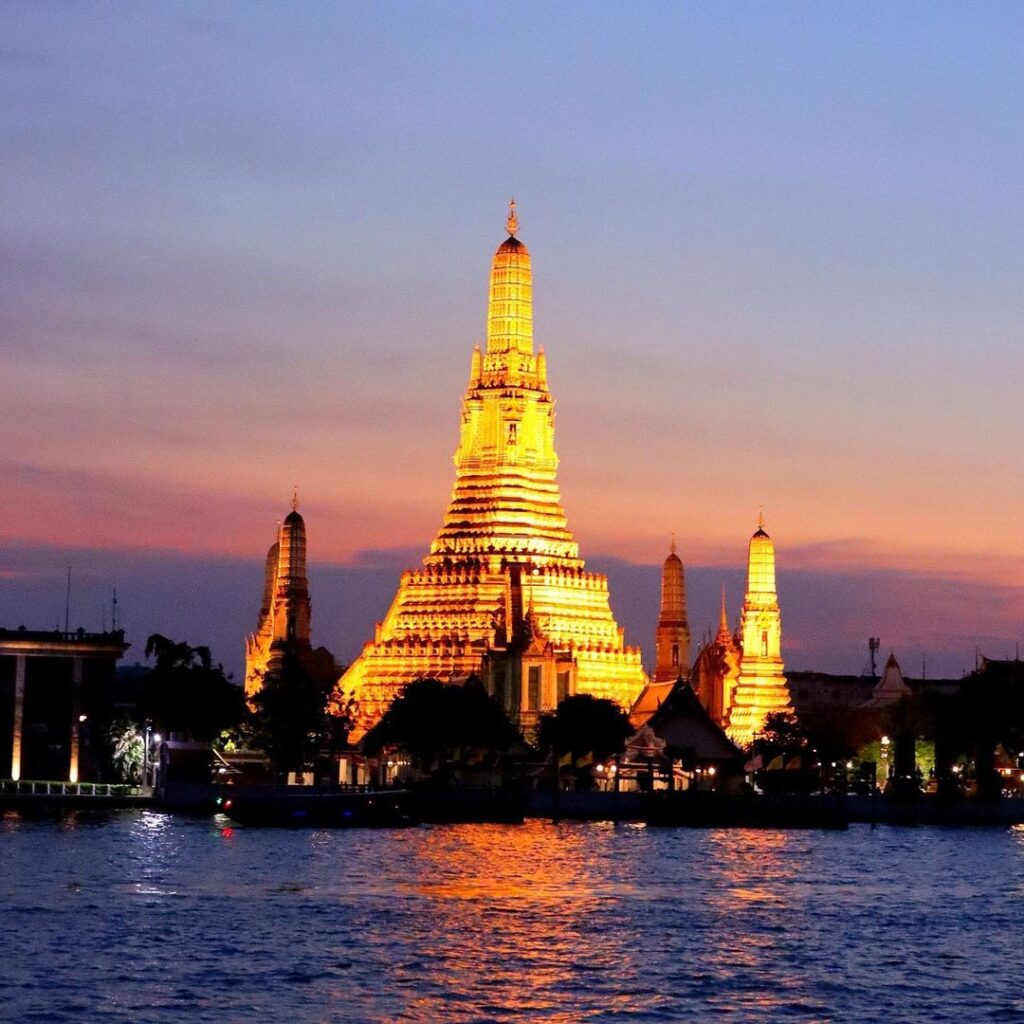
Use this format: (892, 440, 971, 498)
(645, 681, 745, 763)
(497, 235, 527, 254)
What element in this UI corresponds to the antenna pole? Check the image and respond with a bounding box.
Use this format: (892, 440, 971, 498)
(64, 566, 71, 635)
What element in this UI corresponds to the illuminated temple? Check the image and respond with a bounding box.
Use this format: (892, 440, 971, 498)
(336, 203, 648, 736)
(723, 514, 792, 745)
(245, 498, 336, 700)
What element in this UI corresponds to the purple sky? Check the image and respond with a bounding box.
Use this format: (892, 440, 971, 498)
(2, 2, 1023, 680)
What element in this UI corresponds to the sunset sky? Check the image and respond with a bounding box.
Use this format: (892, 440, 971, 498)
(3, 2, 1023, 679)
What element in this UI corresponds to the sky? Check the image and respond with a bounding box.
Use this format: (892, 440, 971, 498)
(2, 1, 1023, 680)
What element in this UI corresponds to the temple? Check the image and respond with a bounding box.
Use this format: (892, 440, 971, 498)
(245, 497, 336, 700)
(691, 587, 742, 728)
(724, 513, 792, 745)
(653, 538, 690, 683)
(336, 203, 648, 736)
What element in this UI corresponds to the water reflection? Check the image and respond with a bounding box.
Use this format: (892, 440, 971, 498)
(4, 818, 1024, 1022)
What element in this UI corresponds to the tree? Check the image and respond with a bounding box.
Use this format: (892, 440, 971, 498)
(246, 651, 349, 779)
(537, 694, 632, 762)
(361, 677, 519, 772)
(141, 634, 245, 742)
(108, 718, 144, 784)
(751, 712, 810, 761)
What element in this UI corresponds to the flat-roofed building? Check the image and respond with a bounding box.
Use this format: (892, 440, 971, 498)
(0, 627, 130, 782)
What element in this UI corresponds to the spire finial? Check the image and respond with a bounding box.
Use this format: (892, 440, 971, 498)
(292, 486, 299, 512)
(757, 506, 765, 531)
(670, 532, 676, 556)
(506, 197, 518, 236)
(720, 584, 728, 625)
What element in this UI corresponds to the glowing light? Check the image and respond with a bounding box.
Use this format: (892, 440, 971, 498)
(726, 516, 791, 746)
(152, 733, 162, 744)
(334, 208, 647, 736)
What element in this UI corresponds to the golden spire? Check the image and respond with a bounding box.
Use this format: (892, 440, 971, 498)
(757, 506, 765, 532)
(719, 584, 729, 631)
(654, 534, 690, 682)
(670, 532, 676, 556)
(487, 199, 532, 356)
(292, 486, 300, 512)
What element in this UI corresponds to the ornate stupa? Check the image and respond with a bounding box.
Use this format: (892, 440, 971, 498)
(336, 202, 648, 735)
(653, 538, 691, 682)
(691, 586, 742, 728)
(725, 512, 791, 745)
(245, 494, 313, 700)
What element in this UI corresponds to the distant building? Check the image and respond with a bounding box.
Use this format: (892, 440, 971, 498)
(653, 539, 690, 683)
(0, 627, 129, 782)
(244, 498, 337, 700)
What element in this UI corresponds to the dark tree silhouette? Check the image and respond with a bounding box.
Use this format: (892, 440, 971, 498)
(537, 693, 632, 762)
(247, 651, 350, 778)
(141, 634, 244, 742)
(362, 677, 519, 772)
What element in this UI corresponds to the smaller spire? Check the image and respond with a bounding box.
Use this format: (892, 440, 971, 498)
(757, 506, 765, 532)
(715, 584, 732, 642)
(506, 197, 518, 236)
(670, 532, 676, 556)
(292, 486, 300, 512)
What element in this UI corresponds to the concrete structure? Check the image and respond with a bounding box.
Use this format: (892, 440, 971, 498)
(653, 539, 690, 683)
(726, 514, 792, 746)
(0, 627, 129, 782)
(335, 203, 648, 736)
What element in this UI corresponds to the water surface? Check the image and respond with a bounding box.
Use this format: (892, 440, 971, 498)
(2, 811, 1022, 1022)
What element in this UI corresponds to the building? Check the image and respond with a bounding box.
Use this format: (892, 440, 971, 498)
(652, 539, 690, 683)
(629, 679, 746, 790)
(335, 203, 648, 736)
(724, 514, 792, 746)
(691, 587, 742, 728)
(0, 627, 129, 782)
(245, 498, 337, 701)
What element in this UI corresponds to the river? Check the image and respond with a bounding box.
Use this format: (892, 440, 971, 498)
(2, 810, 1022, 1022)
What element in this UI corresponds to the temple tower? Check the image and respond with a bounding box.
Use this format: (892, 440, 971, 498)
(691, 586, 742, 727)
(336, 204, 647, 735)
(653, 538, 690, 682)
(245, 496, 313, 700)
(726, 513, 791, 745)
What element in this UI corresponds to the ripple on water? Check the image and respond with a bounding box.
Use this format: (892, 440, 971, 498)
(3, 817, 1024, 1021)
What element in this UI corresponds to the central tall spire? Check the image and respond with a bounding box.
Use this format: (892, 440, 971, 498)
(486, 199, 533, 356)
(431, 204, 574, 565)
(334, 204, 648, 734)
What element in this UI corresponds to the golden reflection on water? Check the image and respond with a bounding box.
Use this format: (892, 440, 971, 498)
(706, 828, 797, 908)
(381, 822, 632, 1022)
(694, 829, 818, 1015)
